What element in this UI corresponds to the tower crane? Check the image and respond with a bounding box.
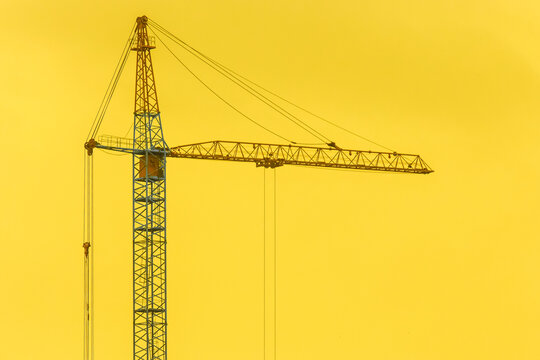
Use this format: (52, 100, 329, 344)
(82, 15, 433, 360)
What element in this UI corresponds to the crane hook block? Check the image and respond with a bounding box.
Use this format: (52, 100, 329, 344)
(84, 139, 98, 156)
(82, 242, 91, 258)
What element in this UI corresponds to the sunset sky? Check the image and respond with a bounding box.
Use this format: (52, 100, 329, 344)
(2, 1, 540, 359)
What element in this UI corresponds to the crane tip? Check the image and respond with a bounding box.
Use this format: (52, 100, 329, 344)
(137, 16, 149, 25)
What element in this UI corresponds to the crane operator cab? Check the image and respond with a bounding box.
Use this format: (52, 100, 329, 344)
(138, 154, 164, 179)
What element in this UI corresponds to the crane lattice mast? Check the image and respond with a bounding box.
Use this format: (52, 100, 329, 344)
(131, 15, 168, 360)
(83, 15, 433, 360)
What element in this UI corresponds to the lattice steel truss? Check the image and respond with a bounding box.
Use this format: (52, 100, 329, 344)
(96, 136, 433, 174)
(168, 140, 433, 173)
(131, 16, 168, 360)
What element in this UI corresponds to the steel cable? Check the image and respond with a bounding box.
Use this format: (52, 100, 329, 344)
(148, 21, 332, 145)
(148, 19, 393, 151)
(87, 23, 136, 141)
(151, 29, 294, 143)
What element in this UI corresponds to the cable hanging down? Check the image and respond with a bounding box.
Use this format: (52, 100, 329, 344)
(148, 19, 394, 152)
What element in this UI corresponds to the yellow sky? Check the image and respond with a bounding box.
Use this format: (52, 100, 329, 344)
(2, 1, 540, 359)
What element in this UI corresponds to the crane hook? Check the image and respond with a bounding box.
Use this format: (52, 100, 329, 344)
(83, 242, 91, 258)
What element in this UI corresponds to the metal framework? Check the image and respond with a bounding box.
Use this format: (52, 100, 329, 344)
(96, 135, 432, 174)
(168, 141, 433, 173)
(85, 14, 434, 360)
(131, 16, 167, 360)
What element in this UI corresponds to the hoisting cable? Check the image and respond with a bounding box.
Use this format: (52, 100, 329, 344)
(82, 151, 94, 360)
(262, 169, 278, 360)
(148, 21, 332, 146)
(82, 153, 88, 360)
(263, 169, 266, 360)
(86, 23, 136, 141)
(148, 19, 394, 152)
(90, 154, 94, 360)
(151, 29, 293, 144)
(273, 169, 277, 360)
(83, 20, 136, 360)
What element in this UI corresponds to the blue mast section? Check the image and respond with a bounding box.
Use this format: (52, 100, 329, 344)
(131, 16, 167, 360)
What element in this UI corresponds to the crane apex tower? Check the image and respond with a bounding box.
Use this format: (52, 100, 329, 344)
(131, 15, 168, 360)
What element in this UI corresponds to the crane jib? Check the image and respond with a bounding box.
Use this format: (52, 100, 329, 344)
(94, 135, 433, 174)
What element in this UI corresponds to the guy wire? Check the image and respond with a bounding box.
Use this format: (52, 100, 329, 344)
(150, 28, 293, 144)
(87, 23, 135, 141)
(148, 19, 394, 151)
(148, 21, 331, 145)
